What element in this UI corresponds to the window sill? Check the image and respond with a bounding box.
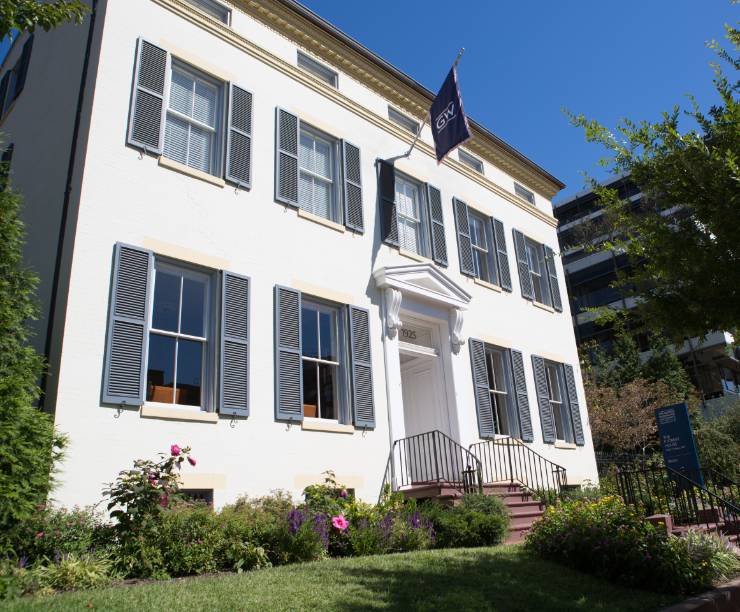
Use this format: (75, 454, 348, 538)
(158, 156, 226, 188)
(301, 418, 354, 434)
(532, 300, 555, 313)
(554, 440, 577, 450)
(140, 405, 219, 423)
(297, 208, 346, 233)
(474, 278, 502, 293)
(397, 248, 433, 264)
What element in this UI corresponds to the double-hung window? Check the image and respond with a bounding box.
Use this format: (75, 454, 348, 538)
(298, 126, 340, 222)
(485, 347, 521, 438)
(544, 361, 574, 443)
(146, 261, 212, 409)
(164, 62, 223, 176)
(469, 210, 498, 285)
(301, 299, 343, 420)
(395, 174, 429, 257)
(128, 40, 253, 187)
(525, 238, 551, 306)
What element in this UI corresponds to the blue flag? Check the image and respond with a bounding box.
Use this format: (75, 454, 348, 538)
(429, 66, 471, 163)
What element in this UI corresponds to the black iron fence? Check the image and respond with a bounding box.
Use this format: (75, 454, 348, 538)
(378, 430, 483, 502)
(616, 464, 740, 535)
(469, 437, 567, 504)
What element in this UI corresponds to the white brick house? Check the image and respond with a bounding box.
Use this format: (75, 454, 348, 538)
(1, 0, 598, 507)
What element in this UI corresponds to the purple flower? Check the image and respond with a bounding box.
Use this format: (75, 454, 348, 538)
(287, 508, 305, 535)
(339, 489, 348, 498)
(312, 513, 329, 549)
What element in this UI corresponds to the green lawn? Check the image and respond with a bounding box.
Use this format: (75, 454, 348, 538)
(3, 545, 679, 612)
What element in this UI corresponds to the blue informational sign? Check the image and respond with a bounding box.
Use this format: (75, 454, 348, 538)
(655, 403, 704, 488)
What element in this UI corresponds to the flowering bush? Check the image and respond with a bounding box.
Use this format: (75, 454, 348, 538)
(525, 496, 740, 595)
(102, 443, 197, 577)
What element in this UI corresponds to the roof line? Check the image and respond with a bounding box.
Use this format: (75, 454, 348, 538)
(276, 0, 565, 191)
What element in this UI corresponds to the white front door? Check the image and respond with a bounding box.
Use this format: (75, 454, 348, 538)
(400, 352, 450, 438)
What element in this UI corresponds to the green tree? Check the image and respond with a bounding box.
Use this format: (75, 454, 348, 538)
(568, 22, 740, 340)
(0, 0, 88, 39)
(0, 156, 66, 555)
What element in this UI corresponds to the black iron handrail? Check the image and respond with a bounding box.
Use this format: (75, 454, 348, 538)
(469, 437, 567, 504)
(378, 430, 483, 502)
(617, 464, 740, 535)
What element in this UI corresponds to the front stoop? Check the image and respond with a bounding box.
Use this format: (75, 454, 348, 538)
(399, 482, 545, 544)
(659, 576, 740, 612)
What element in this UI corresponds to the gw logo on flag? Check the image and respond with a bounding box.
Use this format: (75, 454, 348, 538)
(429, 66, 471, 162)
(435, 101, 457, 132)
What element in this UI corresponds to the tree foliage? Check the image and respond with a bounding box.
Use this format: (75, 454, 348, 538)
(0, 159, 65, 554)
(568, 22, 740, 340)
(0, 0, 88, 39)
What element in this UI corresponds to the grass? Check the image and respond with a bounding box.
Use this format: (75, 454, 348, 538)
(3, 545, 680, 612)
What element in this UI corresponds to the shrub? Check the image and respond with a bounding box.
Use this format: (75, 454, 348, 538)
(420, 494, 509, 549)
(559, 481, 606, 502)
(0, 178, 67, 555)
(682, 529, 740, 583)
(7, 505, 106, 565)
(156, 502, 223, 576)
(525, 496, 739, 595)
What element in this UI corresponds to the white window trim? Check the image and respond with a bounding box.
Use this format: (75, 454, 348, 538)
(301, 299, 343, 421)
(146, 260, 214, 413)
(297, 50, 338, 88)
(388, 106, 420, 134)
(298, 123, 342, 223)
(459, 149, 484, 174)
(185, 0, 231, 24)
(164, 60, 225, 177)
(394, 172, 430, 258)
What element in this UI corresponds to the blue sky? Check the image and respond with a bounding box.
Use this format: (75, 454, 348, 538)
(301, 0, 736, 202)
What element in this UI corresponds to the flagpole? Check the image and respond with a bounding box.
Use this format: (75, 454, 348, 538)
(393, 47, 465, 162)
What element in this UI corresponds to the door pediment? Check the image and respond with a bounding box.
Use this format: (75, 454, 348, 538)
(373, 264, 471, 310)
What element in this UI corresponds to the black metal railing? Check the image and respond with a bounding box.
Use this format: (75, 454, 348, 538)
(378, 430, 483, 502)
(469, 437, 567, 504)
(617, 464, 740, 535)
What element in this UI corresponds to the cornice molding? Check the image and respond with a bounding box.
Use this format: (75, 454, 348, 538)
(152, 0, 559, 227)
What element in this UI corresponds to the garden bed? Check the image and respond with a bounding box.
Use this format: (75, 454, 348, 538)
(2, 545, 679, 612)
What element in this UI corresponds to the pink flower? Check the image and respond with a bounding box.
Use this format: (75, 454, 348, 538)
(159, 494, 169, 508)
(35, 532, 44, 539)
(339, 489, 348, 498)
(331, 514, 349, 531)
(170, 444, 181, 457)
(188, 456, 197, 467)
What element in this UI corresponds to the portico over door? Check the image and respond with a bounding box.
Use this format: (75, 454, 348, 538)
(373, 264, 471, 446)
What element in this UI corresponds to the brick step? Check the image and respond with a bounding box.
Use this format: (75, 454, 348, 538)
(504, 500, 543, 510)
(505, 524, 532, 545)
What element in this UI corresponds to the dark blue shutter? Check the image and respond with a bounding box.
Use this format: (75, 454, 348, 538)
(225, 84, 253, 188)
(544, 246, 563, 312)
(275, 108, 299, 206)
(453, 198, 475, 276)
(426, 184, 448, 266)
(469, 338, 494, 438)
(510, 350, 533, 442)
(378, 160, 398, 245)
(342, 140, 364, 233)
(13, 35, 33, 101)
(349, 306, 375, 428)
(532, 356, 555, 444)
(513, 229, 534, 300)
(492, 218, 512, 291)
(275, 285, 302, 421)
(102, 243, 153, 406)
(220, 272, 250, 417)
(127, 38, 168, 153)
(563, 364, 585, 445)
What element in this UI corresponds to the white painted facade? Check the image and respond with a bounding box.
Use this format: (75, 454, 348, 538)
(2, 0, 598, 508)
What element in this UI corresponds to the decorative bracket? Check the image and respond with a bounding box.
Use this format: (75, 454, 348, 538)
(451, 308, 465, 354)
(384, 288, 402, 338)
